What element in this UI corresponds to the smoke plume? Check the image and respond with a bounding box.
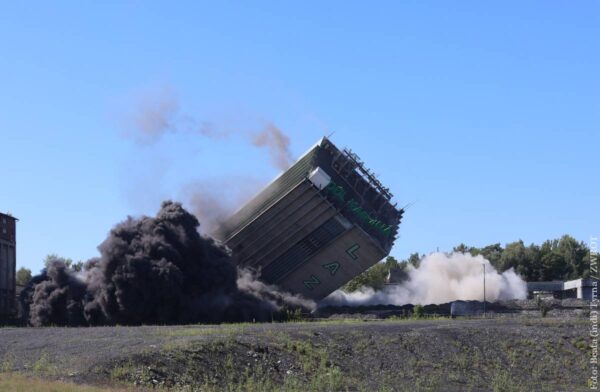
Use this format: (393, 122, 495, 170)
(21, 201, 314, 327)
(124, 86, 293, 171)
(118, 86, 296, 242)
(180, 177, 264, 235)
(251, 122, 293, 170)
(322, 252, 527, 307)
(128, 87, 179, 145)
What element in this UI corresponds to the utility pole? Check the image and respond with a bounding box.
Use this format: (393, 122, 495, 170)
(483, 263, 486, 317)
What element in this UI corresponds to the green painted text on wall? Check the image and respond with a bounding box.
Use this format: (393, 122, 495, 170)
(303, 275, 321, 290)
(324, 181, 392, 236)
(346, 244, 360, 260)
(322, 262, 340, 276)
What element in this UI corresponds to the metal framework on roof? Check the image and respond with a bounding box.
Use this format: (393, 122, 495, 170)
(342, 148, 394, 201)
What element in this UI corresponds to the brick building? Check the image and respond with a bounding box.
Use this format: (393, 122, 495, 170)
(0, 212, 17, 317)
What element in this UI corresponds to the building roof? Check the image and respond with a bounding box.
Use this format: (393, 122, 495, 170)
(0, 212, 18, 221)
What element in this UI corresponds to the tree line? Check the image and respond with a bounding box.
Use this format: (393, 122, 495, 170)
(342, 234, 593, 292)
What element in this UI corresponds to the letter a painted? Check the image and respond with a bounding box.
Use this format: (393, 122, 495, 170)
(322, 262, 340, 276)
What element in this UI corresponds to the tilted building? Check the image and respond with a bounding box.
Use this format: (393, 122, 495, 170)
(0, 212, 17, 317)
(214, 137, 403, 301)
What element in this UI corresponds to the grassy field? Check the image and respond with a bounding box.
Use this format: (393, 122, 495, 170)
(0, 317, 591, 391)
(0, 373, 135, 392)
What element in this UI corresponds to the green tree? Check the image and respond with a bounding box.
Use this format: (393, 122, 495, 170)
(521, 244, 543, 281)
(533, 235, 591, 281)
(540, 251, 568, 281)
(477, 243, 503, 270)
(453, 243, 472, 254)
(44, 254, 74, 269)
(407, 252, 421, 268)
(413, 304, 424, 318)
(16, 267, 32, 286)
(555, 235, 589, 279)
(71, 261, 84, 272)
(499, 240, 528, 273)
(384, 255, 400, 269)
(342, 256, 402, 292)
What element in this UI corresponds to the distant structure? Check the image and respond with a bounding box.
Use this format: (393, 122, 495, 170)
(527, 278, 597, 300)
(0, 212, 17, 318)
(214, 137, 403, 301)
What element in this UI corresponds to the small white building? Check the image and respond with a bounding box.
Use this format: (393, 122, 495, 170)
(526, 278, 597, 300)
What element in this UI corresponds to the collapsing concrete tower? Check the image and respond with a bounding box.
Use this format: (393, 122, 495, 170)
(214, 137, 403, 301)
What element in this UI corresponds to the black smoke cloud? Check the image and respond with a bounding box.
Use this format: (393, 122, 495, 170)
(21, 201, 313, 327)
(21, 259, 88, 327)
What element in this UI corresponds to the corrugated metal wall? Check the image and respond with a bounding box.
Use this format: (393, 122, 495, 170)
(229, 180, 338, 269)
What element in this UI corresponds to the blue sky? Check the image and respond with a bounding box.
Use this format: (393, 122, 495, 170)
(1, 2, 598, 274)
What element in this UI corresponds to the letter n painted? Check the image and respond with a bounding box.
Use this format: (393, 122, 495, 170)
(303, 275, 321, 290)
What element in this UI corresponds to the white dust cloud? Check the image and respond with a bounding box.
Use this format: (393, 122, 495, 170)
(322, 252, 527, 306)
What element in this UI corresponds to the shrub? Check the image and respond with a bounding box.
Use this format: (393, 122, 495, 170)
(413, 305, 425, 318)
(284, 308, 304, 322)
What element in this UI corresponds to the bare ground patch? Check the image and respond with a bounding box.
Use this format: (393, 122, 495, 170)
(0, 318, 589, 391)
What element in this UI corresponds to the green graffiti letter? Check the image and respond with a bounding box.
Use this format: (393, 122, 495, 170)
(322, 262, 341, 276)
(346, 244, 360, 260)
(303, 275, 321, 290)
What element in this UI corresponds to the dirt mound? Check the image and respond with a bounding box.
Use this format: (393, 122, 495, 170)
(0, 318, 589, 391)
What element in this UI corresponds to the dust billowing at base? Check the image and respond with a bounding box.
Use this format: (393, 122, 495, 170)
(21, 201, 314, 327)
(322, 252, 527, 307)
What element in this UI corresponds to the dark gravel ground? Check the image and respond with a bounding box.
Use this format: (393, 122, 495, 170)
(0, 317, 591, 391)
